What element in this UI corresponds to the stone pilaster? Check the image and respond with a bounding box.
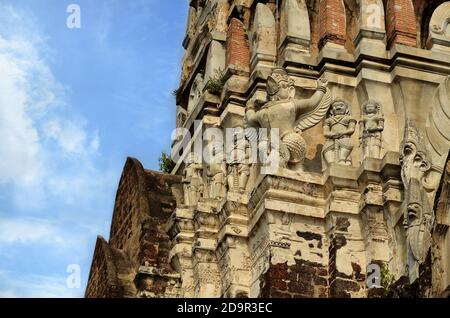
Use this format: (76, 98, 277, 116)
(167, 207, 196, 297)
(248, 169, 330, 298)
(193, 200, 222, 297)
(217, 193, 251, 297)
(359, 159, 390, 264)
(325, 164, 367, 298)
(380, 152, 403, 278)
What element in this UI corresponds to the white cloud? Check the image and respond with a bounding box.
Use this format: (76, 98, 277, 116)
(0, 37, 44, 185)
(0, 4, 112, 209)
(0, 218, 54, 243)
(0, 4, 115, 298)
(0, 270, 82, 298)
(0, 216, 99, 253)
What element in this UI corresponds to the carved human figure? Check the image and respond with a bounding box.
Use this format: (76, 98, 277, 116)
(227, 135, 251, 192)
(245, 68, 331, 169)
(360, 100, 384, 158)
(205, 138, 226, 200)
(207, 161, 226, 199)
(322, 100, 357, 167)
(182, 154, 204, 206)
(400, 120, 434, 283)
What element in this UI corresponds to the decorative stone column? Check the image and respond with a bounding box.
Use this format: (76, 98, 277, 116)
(217, 196, 251, 297)
(193, 201, 222, 297)
(358, 158, 390, 297)
(248, 171, 330, 298)
(167, 207, 196, 297)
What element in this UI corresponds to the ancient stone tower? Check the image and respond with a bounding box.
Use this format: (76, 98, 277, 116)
(86, 0, 450, 298)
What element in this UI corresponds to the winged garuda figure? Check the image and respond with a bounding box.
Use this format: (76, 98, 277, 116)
(244, 68, 332, 169)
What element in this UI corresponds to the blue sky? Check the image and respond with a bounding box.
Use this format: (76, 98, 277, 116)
(0, 0, 187, 297)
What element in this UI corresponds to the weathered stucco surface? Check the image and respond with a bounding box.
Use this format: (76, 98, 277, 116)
(86, 0, 450, 298)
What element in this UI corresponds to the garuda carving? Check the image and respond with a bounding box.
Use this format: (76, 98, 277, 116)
(400, 120, 434, 283)
(244, 67, 331, 170)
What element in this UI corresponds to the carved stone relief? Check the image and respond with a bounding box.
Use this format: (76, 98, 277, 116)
(322, 100, 357, 167)
(227, 133, 251, 192)
(182, 154, 204, 206)
(400, 120, 434, 283)
(245, 67, 331, 170)
(360, 100, 384, 159)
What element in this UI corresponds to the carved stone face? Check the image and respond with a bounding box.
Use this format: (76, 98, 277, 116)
(407, 201, 421, 226)
(364, 103, 377, 114)
(331, 101, 347, 115)
(274, 83, 292, 101)
(267, 68, 295, 102)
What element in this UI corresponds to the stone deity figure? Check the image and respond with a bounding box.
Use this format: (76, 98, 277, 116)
(207, 161, 226, 200)
(245, 68, 331, 169)
(322, 100, 357, 167)
(205, 139, 226, 199)
(360, 100, 384, 159)
(182, 154, 204, 206)
(227, 135, 251, 193)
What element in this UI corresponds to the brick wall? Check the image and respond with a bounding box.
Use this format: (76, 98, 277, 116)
(260, 257, 329, 298)
(319, 0, 347, 47)
(85, 237, 136, 298)
(386, 0, 417, 47)
(86, 158, 182, 298)
(226, 18, 250, 71)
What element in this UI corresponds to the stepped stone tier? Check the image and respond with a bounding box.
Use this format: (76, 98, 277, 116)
(86, 0, 450, 298)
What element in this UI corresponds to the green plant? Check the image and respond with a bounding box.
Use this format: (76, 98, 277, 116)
(205, 68, 226, 96)
(158, 151, 176, 173)
(380, 263, 395, 296)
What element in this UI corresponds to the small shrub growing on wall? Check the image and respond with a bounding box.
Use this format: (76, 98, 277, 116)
(381, 263, 395, 296)
(205, 68, 226, 96)
(158, 151, 175, 173)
